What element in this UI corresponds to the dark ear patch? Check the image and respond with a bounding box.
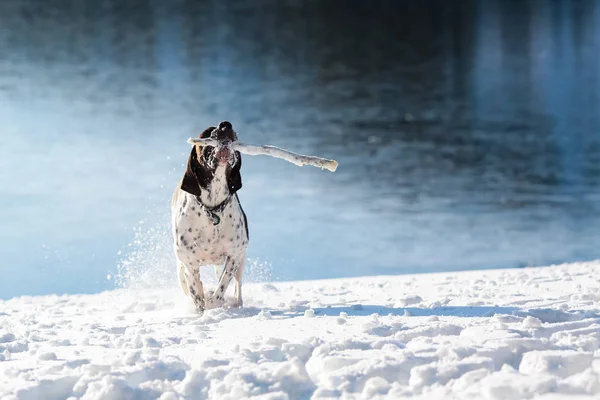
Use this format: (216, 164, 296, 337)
(181, 147, 203, 196)
(200, 126, 216, 139)
(227, 151, 243, 194)
(181, 147, 214, 196)
(181, 126, 217, 196)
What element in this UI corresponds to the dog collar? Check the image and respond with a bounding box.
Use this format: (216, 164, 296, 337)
(195, 195, 232, 226)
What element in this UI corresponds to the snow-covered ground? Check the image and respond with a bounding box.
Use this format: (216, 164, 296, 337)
(2, 261, 600, 399)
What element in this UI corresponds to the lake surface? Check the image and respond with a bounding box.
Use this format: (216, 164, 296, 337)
(2, 0, 600, 298)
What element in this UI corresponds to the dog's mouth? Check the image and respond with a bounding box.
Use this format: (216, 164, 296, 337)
(215, 145, 232, 166)
(203, 143, 235, 168)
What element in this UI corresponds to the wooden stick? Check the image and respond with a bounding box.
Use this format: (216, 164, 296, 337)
(187, 138, 338, 172)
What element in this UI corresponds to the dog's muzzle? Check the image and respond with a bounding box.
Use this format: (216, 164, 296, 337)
(216, 146, 231, 161)
(215, 142, 235, 165)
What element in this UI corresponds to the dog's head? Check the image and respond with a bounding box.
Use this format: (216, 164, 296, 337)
(181, 121, 242, 197)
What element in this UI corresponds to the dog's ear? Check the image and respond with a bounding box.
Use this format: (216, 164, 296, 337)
(181, 147, 203, 196)
(227, 151, 243, 194)
(180, 127, 216, 196)
(199, 126, 215, 139)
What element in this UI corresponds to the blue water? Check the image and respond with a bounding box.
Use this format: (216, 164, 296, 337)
(2, 0, 600, 299)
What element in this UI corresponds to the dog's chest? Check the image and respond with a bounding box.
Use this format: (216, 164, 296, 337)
(173, 193, 248, 266)
(198, 167, 228, 209)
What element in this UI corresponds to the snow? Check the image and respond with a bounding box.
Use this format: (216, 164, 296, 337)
(2, 261, 600, 399)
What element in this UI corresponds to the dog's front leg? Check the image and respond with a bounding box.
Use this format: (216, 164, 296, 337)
(233, 253, 246, 308)
(206, 254, 244, 309)
(182, 263, 205, 313)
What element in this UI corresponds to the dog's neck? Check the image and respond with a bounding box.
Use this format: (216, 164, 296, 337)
(197, 164, 230, 208)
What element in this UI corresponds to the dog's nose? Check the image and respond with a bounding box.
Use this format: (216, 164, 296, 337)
(218, 121, 232, 131)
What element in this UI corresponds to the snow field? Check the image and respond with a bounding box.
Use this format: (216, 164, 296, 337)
(1, 261, 600, 399)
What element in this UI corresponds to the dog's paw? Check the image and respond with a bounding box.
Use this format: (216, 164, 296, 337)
(189, 294, 205, 315)
(232, 298, 243, 309)
(204, 290, 225, 310)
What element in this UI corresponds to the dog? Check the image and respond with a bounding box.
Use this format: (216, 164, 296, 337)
(171, 121, 249, 313)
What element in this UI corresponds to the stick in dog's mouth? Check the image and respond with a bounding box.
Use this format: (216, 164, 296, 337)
(187, 137, 338, 172)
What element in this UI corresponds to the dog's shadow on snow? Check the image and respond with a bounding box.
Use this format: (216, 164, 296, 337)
(199, 303, 597, 324)
(271, 305, 597, 323)
(182, 305, 513, 322)
(310, 305, 519, 318)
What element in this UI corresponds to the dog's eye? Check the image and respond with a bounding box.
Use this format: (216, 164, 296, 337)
(202, 146, 214, 158)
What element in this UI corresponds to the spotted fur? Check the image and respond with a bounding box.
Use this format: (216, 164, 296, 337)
(172, 122, 249, 313)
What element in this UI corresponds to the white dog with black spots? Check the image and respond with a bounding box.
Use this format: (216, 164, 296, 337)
(171, 121, 249, 313)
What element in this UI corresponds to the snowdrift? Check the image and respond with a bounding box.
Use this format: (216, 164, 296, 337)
(2, 261, 600, 399)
